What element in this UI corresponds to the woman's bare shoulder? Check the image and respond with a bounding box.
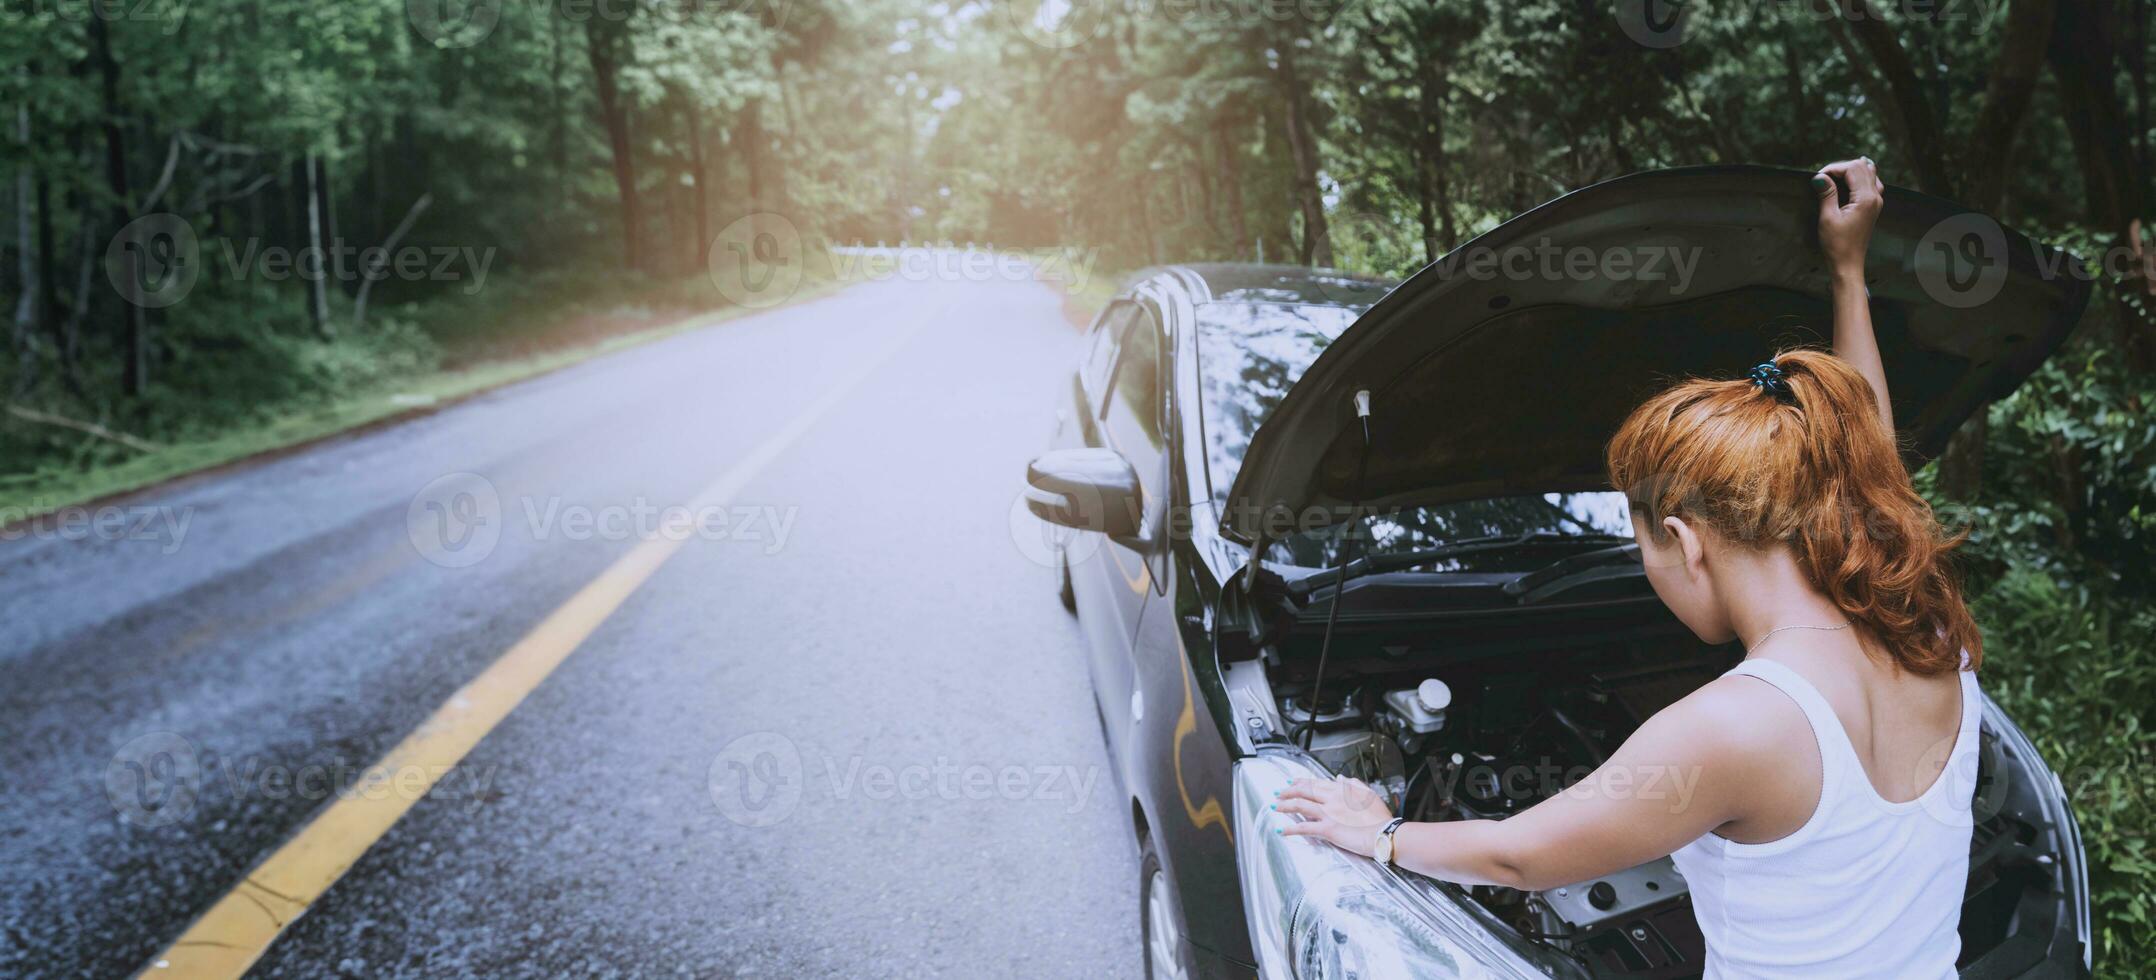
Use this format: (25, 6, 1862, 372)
(1652, 672, 1815, 762)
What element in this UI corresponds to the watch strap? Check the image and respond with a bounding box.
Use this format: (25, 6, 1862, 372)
(1378, 817, 1408, 865)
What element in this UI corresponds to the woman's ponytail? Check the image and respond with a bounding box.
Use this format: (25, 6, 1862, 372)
(1608, 348, 1981, 675)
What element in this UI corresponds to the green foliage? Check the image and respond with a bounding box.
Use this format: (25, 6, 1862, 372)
(1969, 565, 2156, 967)
(1, 1, 2153, 967)
(1928, 341, 2156, 970)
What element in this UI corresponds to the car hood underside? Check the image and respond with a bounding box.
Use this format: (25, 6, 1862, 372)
(1220, 166, 2091, 543)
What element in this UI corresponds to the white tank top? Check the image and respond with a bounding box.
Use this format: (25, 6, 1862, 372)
(1670, 657, 1981, 980)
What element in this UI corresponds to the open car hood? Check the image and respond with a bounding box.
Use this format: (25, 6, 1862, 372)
(1221, 166, 2091, 543)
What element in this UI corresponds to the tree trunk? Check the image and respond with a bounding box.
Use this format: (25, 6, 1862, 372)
(317, 150, 342, 290)
(684, 103, 709, 268)
(1192, 152, 1223, 253)
(1278, 46, 1332, 267)
(13, 102, 36, 397)
(1937, 412, 1988, 500)
(1212, 120, 1247, 260)
(2048, 0, 2156, 371)
(1964, 0, 2059, 209)
(36, 155, 58, 343)
(1135, 176, 1161, 266)
(1825, 0, 1954, 195)
(764, 52, 793, 216)
(743, 100, 765, 214)
(91, 14, 147, 395)
(305, 150, 332, 338)
(585, 22, 641, 273)
(550, 14, 569, 212)
(1416, 52, 1455, 260)
(353, 193, 431, 329)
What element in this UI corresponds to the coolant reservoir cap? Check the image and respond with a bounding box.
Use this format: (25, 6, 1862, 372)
(1416, 678, 1452, 714)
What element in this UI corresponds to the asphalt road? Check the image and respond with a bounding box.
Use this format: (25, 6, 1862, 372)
(0, 275, 1143, 977)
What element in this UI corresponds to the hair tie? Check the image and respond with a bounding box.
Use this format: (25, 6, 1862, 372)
(1749, 361, 1794, 401)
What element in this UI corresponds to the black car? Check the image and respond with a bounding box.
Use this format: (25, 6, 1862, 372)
(1024, 167, 2093, 979)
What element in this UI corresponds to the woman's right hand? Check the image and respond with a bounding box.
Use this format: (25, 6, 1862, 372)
(1815, 158, 1883, 277)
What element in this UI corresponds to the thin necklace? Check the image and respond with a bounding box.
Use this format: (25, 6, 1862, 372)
(1748, 622, 1850, 653)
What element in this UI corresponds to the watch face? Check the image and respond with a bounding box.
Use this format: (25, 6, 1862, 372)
(1375, 834, 1392, 864)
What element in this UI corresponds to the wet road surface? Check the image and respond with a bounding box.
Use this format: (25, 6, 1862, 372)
(0, 276, 1142, 977)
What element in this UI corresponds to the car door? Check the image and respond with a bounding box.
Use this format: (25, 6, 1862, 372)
(1075, 299, 1171, 769)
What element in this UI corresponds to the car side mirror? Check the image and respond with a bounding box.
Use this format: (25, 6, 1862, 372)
(1024, 448, 1144, 541)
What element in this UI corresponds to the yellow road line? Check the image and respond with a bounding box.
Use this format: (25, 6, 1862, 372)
(142, 316, 927, 978)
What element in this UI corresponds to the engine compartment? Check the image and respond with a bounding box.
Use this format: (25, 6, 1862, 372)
(1275, 654, 1719, 976)
(1230, 635, 2078, 978)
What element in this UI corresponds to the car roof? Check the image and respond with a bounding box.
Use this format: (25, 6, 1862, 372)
(1137, 263, 1399, 309)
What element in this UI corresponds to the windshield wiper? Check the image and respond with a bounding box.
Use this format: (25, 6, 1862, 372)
(1287, 530, 1631, 597)
(1503, 543, 1644, 604)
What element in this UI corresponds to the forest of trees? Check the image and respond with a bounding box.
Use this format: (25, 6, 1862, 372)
(3, 0, 2153, 966)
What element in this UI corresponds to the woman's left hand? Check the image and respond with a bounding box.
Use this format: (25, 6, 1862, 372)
(1816, 157, 1883, 276)
(1274, 776, 1396, 857)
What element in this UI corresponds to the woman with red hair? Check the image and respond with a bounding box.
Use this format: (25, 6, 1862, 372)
(1276, 158, 1984, 978)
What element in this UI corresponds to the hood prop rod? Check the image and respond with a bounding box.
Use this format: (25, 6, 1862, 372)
(1300, 389, 1373, 752)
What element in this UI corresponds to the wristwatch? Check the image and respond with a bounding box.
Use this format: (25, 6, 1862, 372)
(1373, 817, 1409, 867)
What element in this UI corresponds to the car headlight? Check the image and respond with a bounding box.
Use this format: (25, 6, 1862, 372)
(1233, 747, 1580, 979)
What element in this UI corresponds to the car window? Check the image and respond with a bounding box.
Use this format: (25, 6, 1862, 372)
(1102, 303, 1167, 506)
(1083, 303, 1137, 403)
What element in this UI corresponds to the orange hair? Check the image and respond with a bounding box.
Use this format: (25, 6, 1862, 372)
(1605, 348, 1980, 675)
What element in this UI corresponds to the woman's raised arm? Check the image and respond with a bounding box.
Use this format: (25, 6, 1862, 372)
(1815, 158, 1893, 430)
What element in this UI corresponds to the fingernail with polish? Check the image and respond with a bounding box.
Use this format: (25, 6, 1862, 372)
(1812, 175, 1829, 192)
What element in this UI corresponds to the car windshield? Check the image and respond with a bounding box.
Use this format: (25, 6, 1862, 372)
(1195, 301, 1361, 500)
(1195, 300, 1632, 567)
(1263, 494, 1635, 569)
